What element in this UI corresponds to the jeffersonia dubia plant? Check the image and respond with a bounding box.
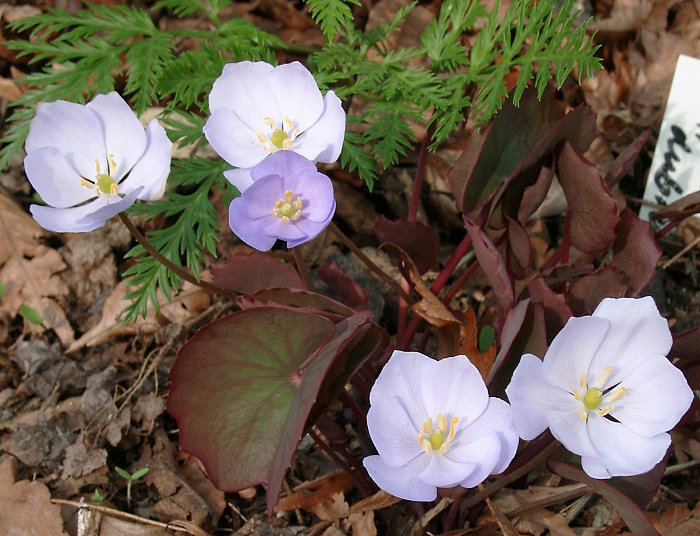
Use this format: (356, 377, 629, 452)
(227, 150, 336, 251)
(24, 92, 171, 233)
(506, 297, 694, 479)
(363, 351, 518, 501)
(203, 60, 345, 190)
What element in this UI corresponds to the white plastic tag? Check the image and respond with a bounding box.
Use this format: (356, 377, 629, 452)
(640, 54, 700, 225)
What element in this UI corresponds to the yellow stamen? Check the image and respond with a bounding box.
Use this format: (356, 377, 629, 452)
(606, 386, 628, 403)
(578, 408, 588, 420)
(447, 416, 459, 441)
(573, 389, 581, 401)
(579, 375, 587, 389)
(597, 406, 614, 417)
(594, 365, 614, 389)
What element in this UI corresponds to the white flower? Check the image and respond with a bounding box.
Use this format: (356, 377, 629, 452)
(363, 351, 519, 501)
(202, 61, 345, 192)
(506, 297, 694, 478)
(24, 92, 171, 233)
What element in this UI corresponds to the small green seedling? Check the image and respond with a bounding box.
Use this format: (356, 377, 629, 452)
(90, 488, 105, 503)
(114, 466, 148, 508)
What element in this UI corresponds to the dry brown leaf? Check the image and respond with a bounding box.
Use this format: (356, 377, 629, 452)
(345, 511, 376, 536)
(67, 279, 211, 353)
(0, 188, 46, 265)
(312, 491, 350, 522)
(0, 77, 21, 101)
(0, 457, 68, 535)
(456, 307, 497, 381)
(276, 470, 354, 513)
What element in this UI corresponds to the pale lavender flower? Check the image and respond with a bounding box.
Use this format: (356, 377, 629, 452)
(506, 297, 694, 479)
(24, 92, 171, 233)
(363, 351, 519, 502)
(228, 150, 335, 251)
(203, 60, 345, 192)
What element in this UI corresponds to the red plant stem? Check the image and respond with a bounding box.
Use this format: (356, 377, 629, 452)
(292, 247, 313, 290)
(561, 213, 571, 265)
(398, 232, 474, 349)
(397, 278, 410, 341)
(442, 258, 481, 304)
(118, 213, 238, 301)
(339, 389, 367, 426)
(654, 219, 678, 240)
(407, 122, 434, 224)
(350, 371, 372, 401)
(310, 427, 373, 496)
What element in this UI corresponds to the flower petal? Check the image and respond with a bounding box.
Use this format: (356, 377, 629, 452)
(366, 393, 423, 468)
(542, 316, 610, 390)
(585, 415, 671, 477)
(25, 100, 107, 179)
(505, 353, 551, 440)
(24, 148, 95, 208)
(237, 174, 285, 219)
(451, 433, 502, 488)
(75, 188, 142, 229)
(208, 61, 278, 131)
(204, 108, 269, 168)
(369, 351, 434, 431)
(363, 455, 435, 501)
(418, 451, 477, 488)
(545, 386, 599, 458)
(251, 150, 316, 182)
(224, 168, 254, 193)
(86, 92, 147, 180)
(293, 91, 345, 163)
(611, 355, 693, 438)
(421, 355, 489, 427)
(268, 62, 324, 132)
(30, 196, 113, 233)
(589, 297, 673, 387)
(285, 201, 335, 248)
(580, 455, 613, 479)
(294, 171, 336, 222)
(462, 397, 519, 475)
(228, 199, 277, 251)
(119, 119, 172, 200)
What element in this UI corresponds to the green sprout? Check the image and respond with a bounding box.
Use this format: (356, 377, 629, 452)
(90, 488, 105, 503)
(114, 466, 149, 508)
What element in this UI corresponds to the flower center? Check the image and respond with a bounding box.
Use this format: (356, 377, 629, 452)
(572, 364, 628, 420)
(272, 190, 302, 224)
(80, 155, 119, 196)
(418, 413, 459, 455)
(256, 116, 299, 153)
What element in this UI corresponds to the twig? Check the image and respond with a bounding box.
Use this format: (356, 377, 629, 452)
(119, 212, 237, 301)
(410, 497, 452, 536)
(660, 234, 700, 270)
(292, 247, 313, 289)
(329, 222, 411, 302)
(51, 498, 193, 533)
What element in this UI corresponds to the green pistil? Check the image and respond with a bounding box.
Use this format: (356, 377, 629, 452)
(270, 129, 289, 149)
(97, 173, 116, 195)
(278, 202, 295, 217)
(427, 429, 446, 450)
(583, 387, 603, 410)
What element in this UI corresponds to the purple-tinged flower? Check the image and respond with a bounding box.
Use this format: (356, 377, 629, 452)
(506, 297, 694, 479)
(203, 61, 345, 191)
(363, 351, 519, 502)
(228, 150, 335, 251)
(24, 92, 172, 233)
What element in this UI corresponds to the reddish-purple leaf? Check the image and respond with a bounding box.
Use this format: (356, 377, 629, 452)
(464, 217, 514, 311)
(236, 287, 354, 322)
(505, 213, 532, 278)
(611, 209, 661, 295)
(525, 277, 572, 339)
(167, 307, 370, 514)
(317, 261, 369, 310)
(518, 164, 555, 223)
(374, 216, 438, 274)
(568, 267, 627, 315)
(448, 88, 596, 214)
(486, 298, 530, 385)
(211, 252, 304, 294)
(548, 460, 661, 535)
(671, 327, 700, 361)
(605, 130, 650, 189)
(557, 141, 619, 255)
(652, 190, 700, 221)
